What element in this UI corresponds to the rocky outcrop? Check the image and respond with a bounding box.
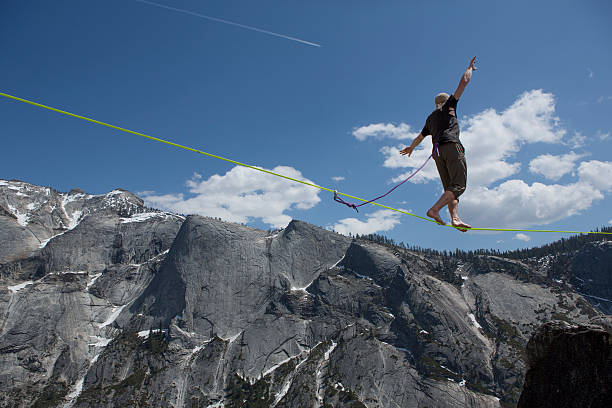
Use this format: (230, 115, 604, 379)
(0, 180, 153, 267)
(0, 179, 609, 407)
(518, 319, 612, 407)
(0, 180, 183, 408)
(127, 217, 352, 338)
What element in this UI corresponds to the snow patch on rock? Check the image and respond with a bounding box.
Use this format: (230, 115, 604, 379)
(8, 281, 34, 293)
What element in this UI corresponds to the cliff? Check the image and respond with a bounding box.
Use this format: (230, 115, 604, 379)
(0, 179, 608, 407)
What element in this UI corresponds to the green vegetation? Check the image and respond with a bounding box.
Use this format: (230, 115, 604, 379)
(551, 312, 572, 323)
(225, 373, 273, 408)
(499, 358, 513, 369)
(114, 369, 147, 389)
(501, 226, 612, 260)
(575, 297, 599, 317)
(356, 226, 612, 262)
(75, 326, 171, 407)
(490, 316, 524, 350)
(77, 368, 149, 406)
(147, 322, 169, 354)
(31, 382, 69, 408)
(418, 355, 460, 382)
(323, 385, 367, 408)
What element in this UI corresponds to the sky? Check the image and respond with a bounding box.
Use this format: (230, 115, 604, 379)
(1, 0, 611, 252)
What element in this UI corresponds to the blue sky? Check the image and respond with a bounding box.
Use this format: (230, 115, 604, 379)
(2, 0, 611, 251)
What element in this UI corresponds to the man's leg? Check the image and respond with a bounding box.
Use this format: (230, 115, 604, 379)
(429, 147, 452, 225)
(427, 190, 455, 225)
(444, 143, 470, 232)
(448, 198, 471, 232)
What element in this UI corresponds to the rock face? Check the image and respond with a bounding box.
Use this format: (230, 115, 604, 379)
(517, 319, 612, 407)
(0, 180, 184, 408)
(0, 179, 610, 408)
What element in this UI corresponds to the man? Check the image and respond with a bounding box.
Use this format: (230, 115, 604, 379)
(399, 56, 476, 232)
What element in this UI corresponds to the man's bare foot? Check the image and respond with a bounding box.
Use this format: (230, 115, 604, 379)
(451, 218, 471, 232)
(426, 208, 445, 225)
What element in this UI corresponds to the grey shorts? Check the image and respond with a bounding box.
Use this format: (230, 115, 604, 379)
(433, 142, 467, 199)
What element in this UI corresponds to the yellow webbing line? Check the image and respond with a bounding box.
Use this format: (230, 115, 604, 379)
(2, 91, 610, 235)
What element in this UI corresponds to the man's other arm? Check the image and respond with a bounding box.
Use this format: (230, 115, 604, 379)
(399, 133, 425, 156)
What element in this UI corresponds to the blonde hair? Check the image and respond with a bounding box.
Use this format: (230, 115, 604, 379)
(435, 92, 450, 109)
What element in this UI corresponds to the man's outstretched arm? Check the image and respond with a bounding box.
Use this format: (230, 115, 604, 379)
(399, 133, 425, 156)
(453, 56, 477, 100)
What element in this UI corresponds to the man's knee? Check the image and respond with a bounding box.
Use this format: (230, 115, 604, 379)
(450, 185, 465, 199)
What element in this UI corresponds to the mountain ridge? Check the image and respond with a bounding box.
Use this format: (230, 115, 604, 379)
(1, 179, 610, 407)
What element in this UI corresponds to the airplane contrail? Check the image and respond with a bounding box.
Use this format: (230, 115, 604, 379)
(133, 0, 321, 47)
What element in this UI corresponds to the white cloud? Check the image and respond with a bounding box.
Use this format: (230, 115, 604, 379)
(608, 219, 612, 225)
(529, 152, 584, 181)
(577, 160, 612, 192)
(142, 165, 320, 228)
(596, 131, 610, 141)
(461, 181, 603, 229)
(567, 132, 586, 149)
(587, 68, 594, 79)
(460, 89, 565, 187)
(458, 160, 612, 229)
(332, 176, 345, 182)
(352, 122, 418, 141)
(331, 209, 402, 235)
(514, 233, 531, 242)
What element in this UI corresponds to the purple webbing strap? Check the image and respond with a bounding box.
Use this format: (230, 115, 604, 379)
(334, 144, 439, 212)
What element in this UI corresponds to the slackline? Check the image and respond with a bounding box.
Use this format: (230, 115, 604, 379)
(2, 91, 611, 235)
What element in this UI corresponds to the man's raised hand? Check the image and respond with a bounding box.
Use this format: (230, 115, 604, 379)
(469, 56, 477, 71)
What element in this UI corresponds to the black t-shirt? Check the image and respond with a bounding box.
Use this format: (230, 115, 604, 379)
(421, 95, 460, 145)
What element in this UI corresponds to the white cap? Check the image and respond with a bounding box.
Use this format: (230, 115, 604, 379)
(435, 92, 450, 108)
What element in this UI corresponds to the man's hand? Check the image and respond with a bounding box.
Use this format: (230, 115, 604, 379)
(468, 56, 477, 71)
(399, 146, 414, 156)
(401, 133, 425, 157)
(463, 56, 477, 82)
